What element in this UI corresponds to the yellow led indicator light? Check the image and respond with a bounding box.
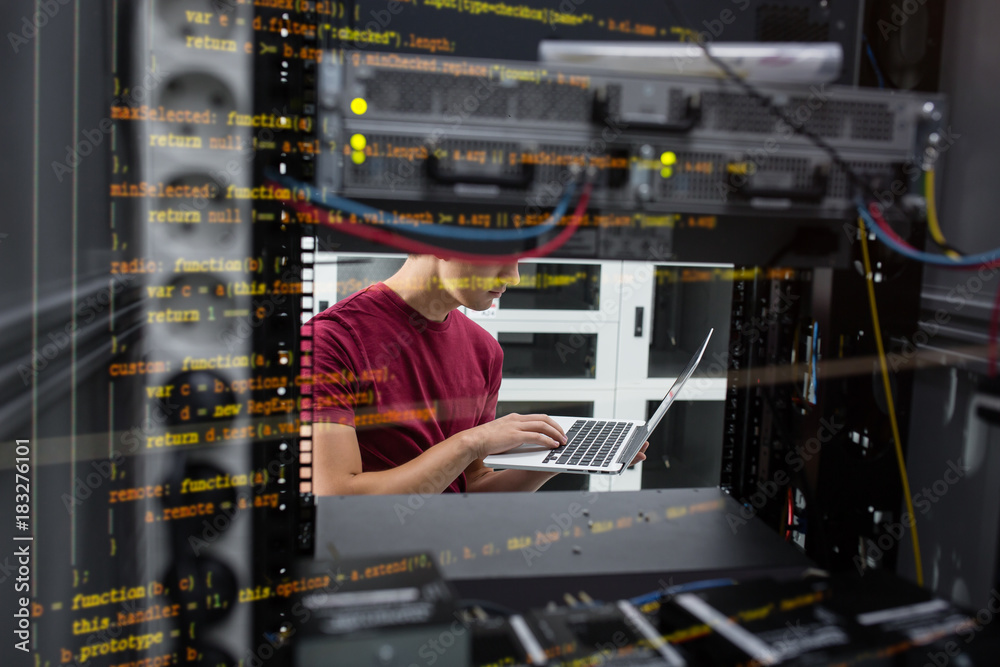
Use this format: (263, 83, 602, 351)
(660, 151, 677, 166)
(660, 167, 674, 179)
(727, 162, 754, 175)
(350, 98, 367, 115)
(351, 150, 365, 165)
(349, 134, 366, 150)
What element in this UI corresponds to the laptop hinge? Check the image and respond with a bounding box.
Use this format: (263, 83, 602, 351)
(616, 427, 647, 465)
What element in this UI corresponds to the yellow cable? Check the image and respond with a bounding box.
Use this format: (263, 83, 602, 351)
(857, 217, 924, 586)
(925, 169, 961, 260)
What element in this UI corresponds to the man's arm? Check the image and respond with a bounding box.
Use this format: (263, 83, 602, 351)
(312, 423, 477, 495)
(313, 414, 567, 495)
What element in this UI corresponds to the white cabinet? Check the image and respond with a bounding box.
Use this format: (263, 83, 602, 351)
(615, 262, 734, 389)
(311, 252, 407, 315)
(467, 259, 621, 390)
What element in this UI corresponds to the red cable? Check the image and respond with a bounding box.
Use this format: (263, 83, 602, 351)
(868, 200, 1000, 378)
(989, 284, 1000, 377)
(866, 201, 1000, 272)
(785, 487, 793, 541)
(866, 202, 911, 248)
(286, 183, 593, 265)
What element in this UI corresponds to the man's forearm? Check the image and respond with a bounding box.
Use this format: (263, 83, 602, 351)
(338, 433, 478, 495)
(465, 468, 559, 493)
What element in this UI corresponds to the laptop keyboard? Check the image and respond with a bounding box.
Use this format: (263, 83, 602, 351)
(542, 420, 632, 468)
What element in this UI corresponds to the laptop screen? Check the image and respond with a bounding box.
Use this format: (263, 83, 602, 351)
(639, 329, 714, 439)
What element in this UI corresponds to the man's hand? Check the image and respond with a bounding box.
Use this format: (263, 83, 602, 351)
(464, 413, 567, 460)
(628, 442, 649, 468)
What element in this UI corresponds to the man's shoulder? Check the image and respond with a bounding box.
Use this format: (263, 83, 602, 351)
(303, 287, 383, 351)
(320, 285, 384, 316)
(450, 310, 502, 352)
(309, 285, 389, 328)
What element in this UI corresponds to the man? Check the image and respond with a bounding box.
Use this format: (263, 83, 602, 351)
(307, 254, 646, 495)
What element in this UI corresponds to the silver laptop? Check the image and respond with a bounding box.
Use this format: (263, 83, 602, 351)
(484, 329, 713, 475)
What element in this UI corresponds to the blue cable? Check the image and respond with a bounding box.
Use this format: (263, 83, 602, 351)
(857, 203, 1000, 267)
(810, 321, 819, 405)
(862, 35, 886, 89)
(271, 171, 578, 242)
(628, 578, 736, 606)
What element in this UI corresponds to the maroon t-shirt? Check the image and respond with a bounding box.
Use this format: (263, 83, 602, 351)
(303, 282, 502, 493)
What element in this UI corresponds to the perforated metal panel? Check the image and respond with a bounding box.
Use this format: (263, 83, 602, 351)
(364, 69, 590, 123)
(787, 96, 848, 138)
(828, 160, 899, 200)
(656, 152, 725, 202)
(756, 4, 830, 42)
(702, 92, 779, 134)
(751, 155, 816, 184)
(702, 93, 896, 143)
(365, 71, 437, 115)
(361, 70, 903, 144)
(441, 79, 510, 119)
(532, 143, 597, 186)
(847, 103, 895, 141)
(343, 134, 426, 189)
(323, 53, 944, 220)
(516, 85, 590, 122)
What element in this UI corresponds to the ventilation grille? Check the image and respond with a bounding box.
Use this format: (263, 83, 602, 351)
(702, 93, 895, 142)
(829, 161, 899, 200)
(756, 5, 830, 42)
(366, 71, 589, 123)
